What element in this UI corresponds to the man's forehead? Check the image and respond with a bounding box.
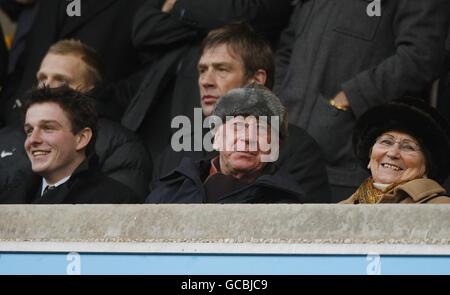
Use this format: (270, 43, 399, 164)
(200, 44, 242, 63)
(40, 52, 85, 71)
(26, 102, 68, 122)
(25, 119, 61, 126)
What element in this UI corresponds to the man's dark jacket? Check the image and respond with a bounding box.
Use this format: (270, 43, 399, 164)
(274, 0, 450, 190)
(0, 118, 152, 198)
(0, 158, 141, 204)
(154, 124, 331, 202)
(146, 157, 314, 204)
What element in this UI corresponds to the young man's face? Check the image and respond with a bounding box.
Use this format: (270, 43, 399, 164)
(24, 102, 86, 184)
(198, 44, 250, 116)
(37, 53, 93, 92)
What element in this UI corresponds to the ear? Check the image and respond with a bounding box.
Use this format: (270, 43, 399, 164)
(248, 69, 267, 86)
(75, 128, 93, 152)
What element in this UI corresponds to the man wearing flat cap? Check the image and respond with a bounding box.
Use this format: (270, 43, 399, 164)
(146, 84, 312, 203)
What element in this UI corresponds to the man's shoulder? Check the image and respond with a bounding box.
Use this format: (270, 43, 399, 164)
(97, 118, 138, 143)
(75, 171, 142, 203)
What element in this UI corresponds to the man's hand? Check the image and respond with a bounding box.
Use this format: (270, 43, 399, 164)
(162, 0, 177, 13)
(330, 91, 350, 111)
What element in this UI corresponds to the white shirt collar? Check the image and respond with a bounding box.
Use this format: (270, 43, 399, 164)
(41, 175, 71, 197)
(373, 182, 392, 192)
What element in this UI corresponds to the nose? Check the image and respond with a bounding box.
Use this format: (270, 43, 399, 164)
(26, 129, 43, 147)
(386, 142, 401, 158)
(235, 125, 260, 152)
(199, 69, 215, 89)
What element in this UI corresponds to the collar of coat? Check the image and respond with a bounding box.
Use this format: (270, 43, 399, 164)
(161, 156, 306, 199)
(383, 178, 447, 203)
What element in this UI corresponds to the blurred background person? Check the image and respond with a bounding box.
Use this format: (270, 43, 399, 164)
(0, 0, 146, 126)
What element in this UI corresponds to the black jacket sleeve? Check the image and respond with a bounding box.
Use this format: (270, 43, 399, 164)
(132, 0, 198, 52)
(172, 0, 292, 34)
(133, 0, 293, 51)
(100, 138, 153, 199)
(95, 120, 153, 199)
(0, 0, 31, 21)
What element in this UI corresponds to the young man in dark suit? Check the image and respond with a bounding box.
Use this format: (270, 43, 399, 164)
(0, 86, 140, 204)
(0, 39, 152, 198)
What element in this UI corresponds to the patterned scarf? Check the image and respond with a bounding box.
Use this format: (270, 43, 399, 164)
(352, 178, 399, 204)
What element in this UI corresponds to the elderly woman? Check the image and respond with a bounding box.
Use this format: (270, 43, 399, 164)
(342, 98, 450, 204)
(146, 85, 318, 203)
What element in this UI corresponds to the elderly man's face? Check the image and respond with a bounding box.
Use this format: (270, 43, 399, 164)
(198, 44, 252, 116)
(215, 116, 276, 179)
(369, 131, 426, 184)
(24, 102, 91, 184)
(37, 53, 93, 92)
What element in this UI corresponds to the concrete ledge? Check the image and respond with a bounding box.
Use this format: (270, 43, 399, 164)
(1, 204, 450, 254)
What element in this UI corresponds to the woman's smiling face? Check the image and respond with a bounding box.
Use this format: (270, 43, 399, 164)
(369, 131, 427, 184)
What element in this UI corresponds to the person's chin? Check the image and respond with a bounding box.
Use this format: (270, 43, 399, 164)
(375, 175, 401, 185)
(202, 105, 215, 117)
(31, 161, 51, 174)
(230, 158, 258, 171)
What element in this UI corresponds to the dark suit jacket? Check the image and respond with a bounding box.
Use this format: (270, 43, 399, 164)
(0, 158, 142, 204)
(0, 119, 152, 199)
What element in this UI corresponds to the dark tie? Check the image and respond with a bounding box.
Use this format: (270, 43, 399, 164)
(42, 185, 56, 196)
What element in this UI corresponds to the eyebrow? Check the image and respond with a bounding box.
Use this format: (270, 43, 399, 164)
(36, 72, 70, 81)
(25, 120, 63, 127)
(198, 62, 233, 69)
(382, 134, 418, 143)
